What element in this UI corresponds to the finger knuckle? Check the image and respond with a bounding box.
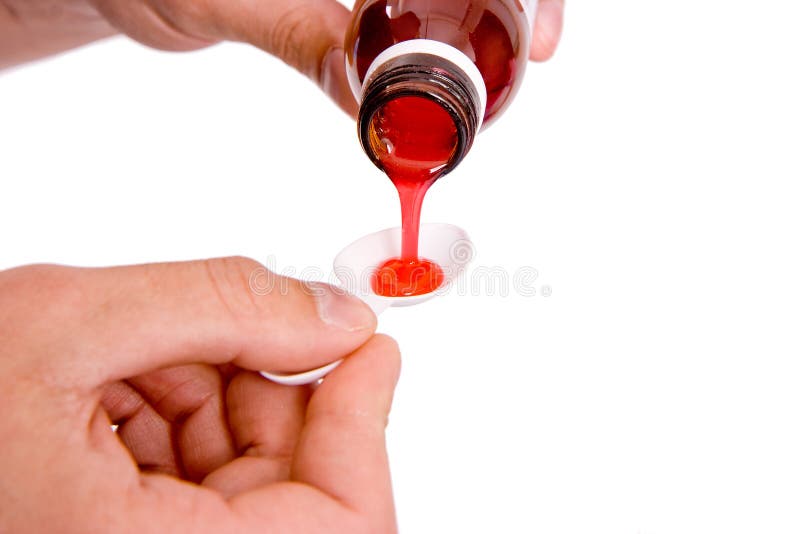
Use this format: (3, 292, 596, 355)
(267, 4, 322, 77)
(150, 366, 221, 423)
(201, 255, 270, 321)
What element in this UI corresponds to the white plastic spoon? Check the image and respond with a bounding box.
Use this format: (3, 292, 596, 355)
(259, 223, 474, 386)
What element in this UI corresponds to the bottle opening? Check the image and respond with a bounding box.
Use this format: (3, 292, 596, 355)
(365, 95, 459, 180)
(358, 53, 483, 177)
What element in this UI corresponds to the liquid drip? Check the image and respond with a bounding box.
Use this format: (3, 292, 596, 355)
(369, 96, 456, 297)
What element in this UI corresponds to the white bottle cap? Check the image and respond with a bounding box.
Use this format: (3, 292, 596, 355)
(362, 39, 487, 126)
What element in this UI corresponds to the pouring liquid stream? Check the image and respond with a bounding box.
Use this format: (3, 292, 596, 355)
(370, 96, 458, 297)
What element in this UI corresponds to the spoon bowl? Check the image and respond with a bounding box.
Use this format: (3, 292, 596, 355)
(261, 223, 474, 386)
(333, 222, 474, 307)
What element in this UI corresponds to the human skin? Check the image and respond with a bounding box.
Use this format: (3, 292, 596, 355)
(0, 258, 400, 533)
(0, 2, 564, 532)
(0, 0, 565, 115)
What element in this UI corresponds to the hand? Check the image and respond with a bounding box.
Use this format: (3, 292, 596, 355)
(0, 0, 565, 114)
(0, 257, 401, 533)
(85, 0, 566, 114)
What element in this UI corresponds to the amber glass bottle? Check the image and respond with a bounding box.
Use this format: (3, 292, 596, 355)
(345, 0, 536, 176)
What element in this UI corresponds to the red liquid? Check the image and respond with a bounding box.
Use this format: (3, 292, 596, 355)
(348, 0, 529, 296)
(369, 96, 455, 297)
(347, 0, 527, 123)
(372, 257, 445, 297)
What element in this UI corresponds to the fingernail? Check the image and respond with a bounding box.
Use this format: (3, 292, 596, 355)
(309, 282, 375, 332)
(531, 0, 564, 61)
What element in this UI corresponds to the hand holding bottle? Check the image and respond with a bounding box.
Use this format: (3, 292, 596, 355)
(0, 0, 564, 114)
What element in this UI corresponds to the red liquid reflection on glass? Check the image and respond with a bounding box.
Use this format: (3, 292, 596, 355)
(369, 96, 456, 297)
(349, 0, 524, 123)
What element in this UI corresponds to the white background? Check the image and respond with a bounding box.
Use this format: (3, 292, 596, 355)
(2, 1, 800, 533)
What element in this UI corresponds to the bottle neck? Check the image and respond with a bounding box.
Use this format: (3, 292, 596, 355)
(357, 41, 487, 176)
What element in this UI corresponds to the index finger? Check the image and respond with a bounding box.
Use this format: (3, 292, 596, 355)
(290, 334, 401, 527)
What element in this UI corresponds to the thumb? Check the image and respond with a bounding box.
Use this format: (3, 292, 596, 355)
(0, 257, 376, 389)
